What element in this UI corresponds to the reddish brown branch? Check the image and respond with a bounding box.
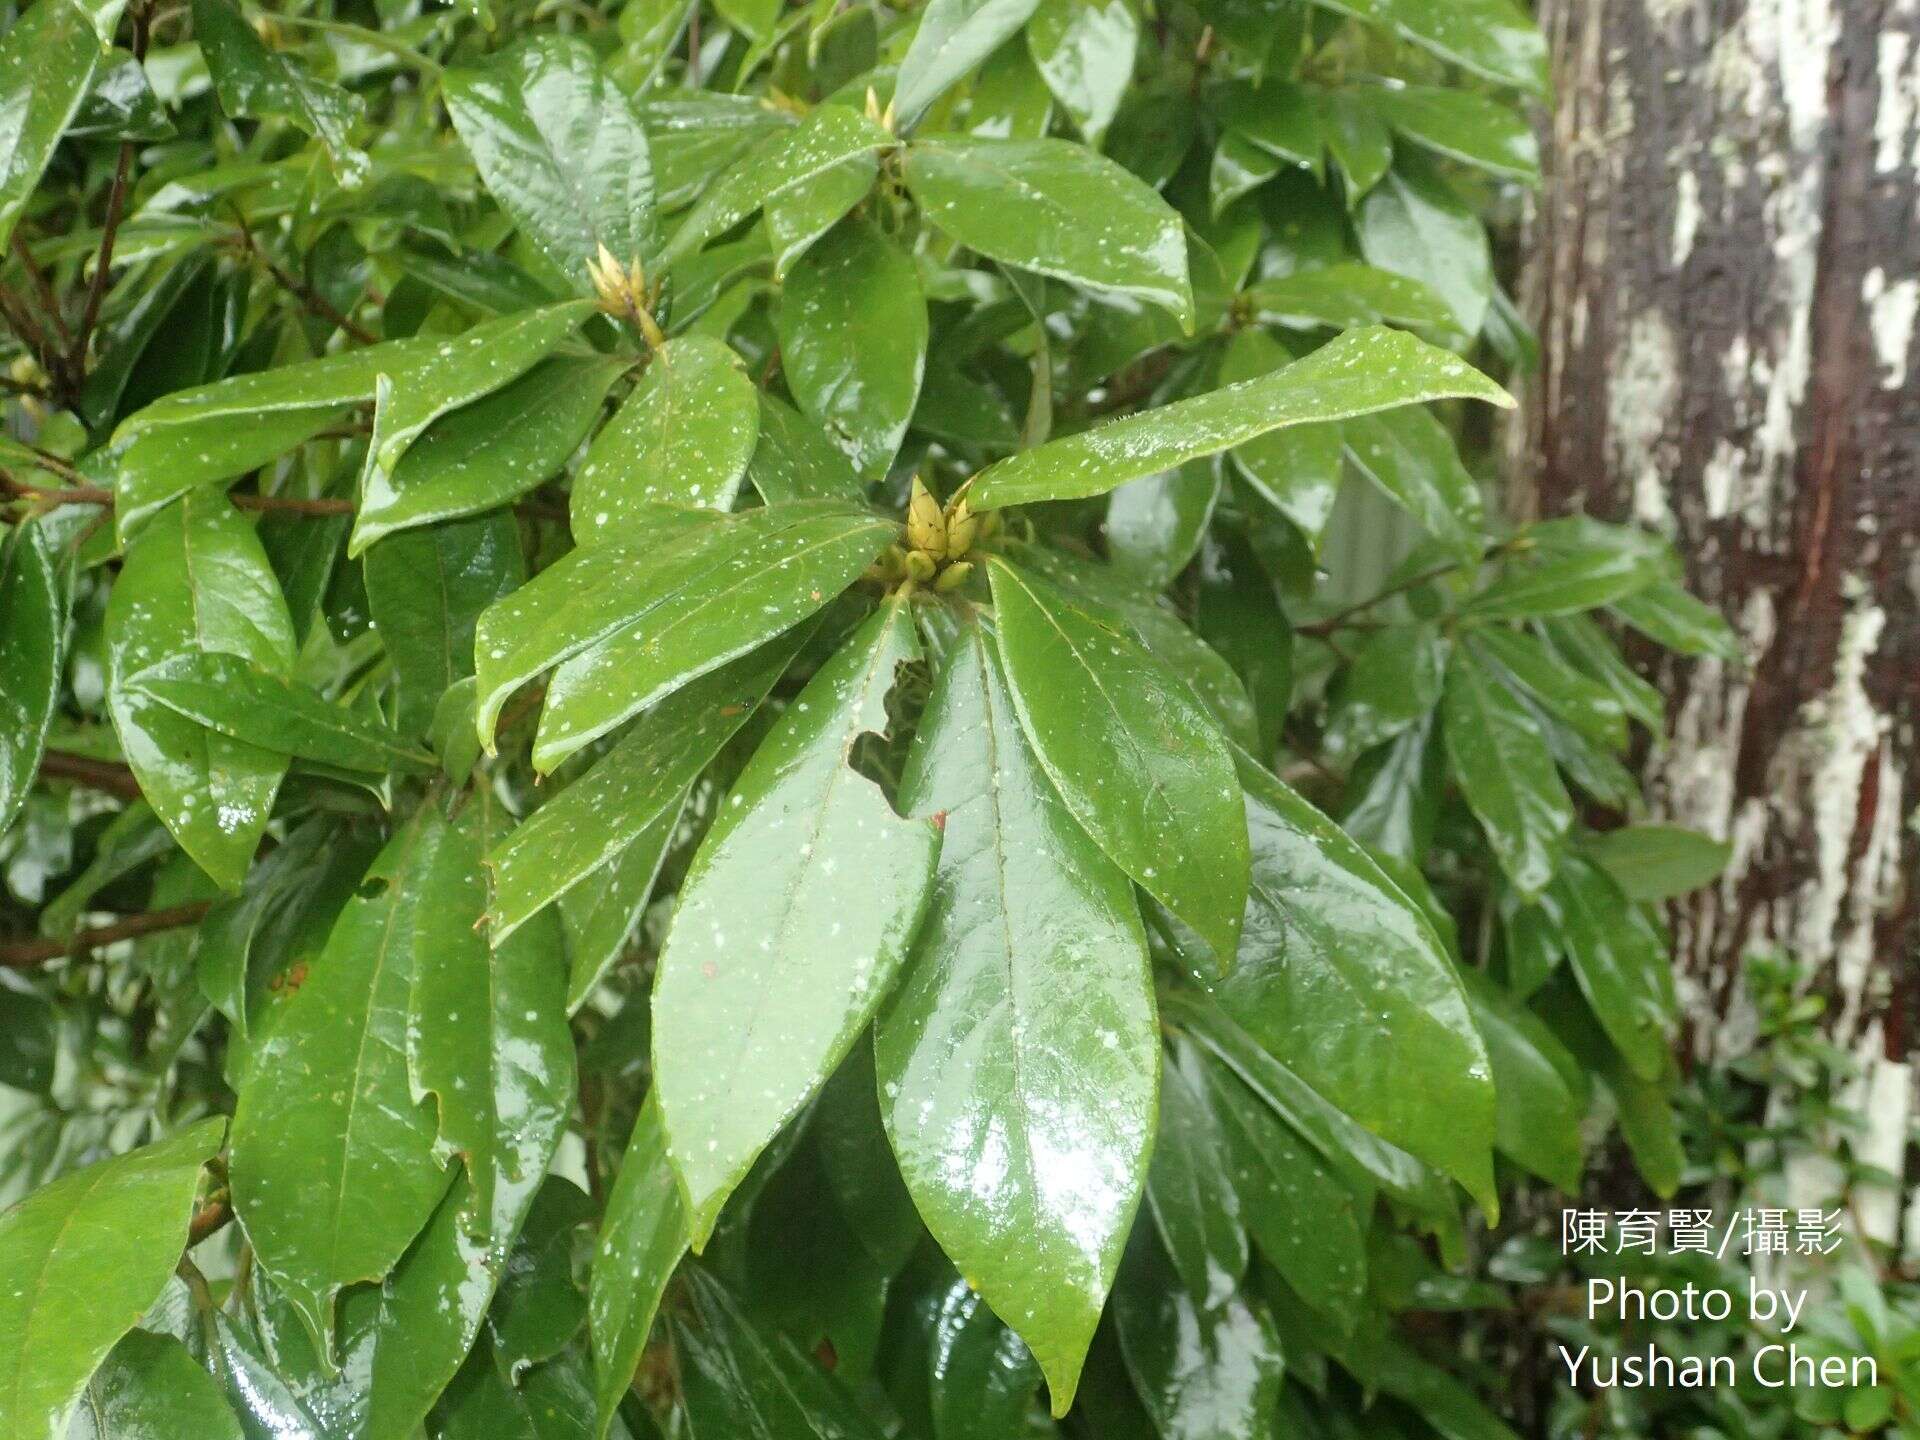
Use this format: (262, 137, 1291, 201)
(0, 902, 213, 967)
(38, 749, 142, 799)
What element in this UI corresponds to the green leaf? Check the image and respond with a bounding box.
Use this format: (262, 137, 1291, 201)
(1469, 517, 1671, 619)
(1103, 462, 1218, 589)
(745, 395, 868, 504)
(1457, 966, 1585, 1192)
(124, 652, 432, 773)
(351, 354, 626, 555)
(573, 337, 759, 543)
(1323, 621, 1449, 762)
(0, 0, 120, 252)
(444, 35, 655, 288)
(928, 1275, 1045, 1440)
(1113, 1224, 1286, 1438)
(1343, 404, 1483, 549)
(1146, 1035, 1248, 1308)
(972, 325, 1510, 508)
(1244, 262, 1462, 339)
(1194, 531, 1292, 757)
(406, 794, 575, 1248)
(988, 556, 1247, 966)
(1313, 0, 1547, 95)
(1539, 614, 1664, 732)
(1214, 78, 1321, 171)
(366, 511, 528, 738)
(1355, 157, 1493, 338)
(653, 597, 940, 1247)
(663, 105, 894, 266)
(1367, 86, 1538, 182)
(1215, 328, 1343, 548)
(589, 1095, 686, 1440)
(1204, 1053, 1368, 1331)
(1320, 92, 1393, 201)
(1543, 974, 1681, 1197)
(765, 153, 879, 276)
(672, 1267, 886, 1438)
(1583, 823, 1732, 901)
(557, 829, 675, 1013)
(67, 1329, 243, 1440)
(486, 636, 799, 952)
(1026, 0, 1138, 146)
(363, 301, 596, 501)
(192, 0, 366, 182)
(1207, 753, 1497, 1210)
(875, 622, 1155, 1414)
(1466, 626, 1626, 749)
(1610, 578, 1741, 661)
(1441, 644, 1573, 897)
(229, 813, 455, 1356)
(894, 0, 1044, 128)
(906, 136, 1192, 327)
(0, 520, 65, 835)
(0, 1117, 225, 1440)
(778, 216, 928, 480)
(434, 1340, 601, 1440)
(1538, 858, 1675, 1081)
(106, 493, 296, 888)
(492, 1178, 594, 1380)
(469, 501, 888, 762)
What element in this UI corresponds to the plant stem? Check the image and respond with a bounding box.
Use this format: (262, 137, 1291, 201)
(0, 902, 214, 967)
(38, 749, 143, 799)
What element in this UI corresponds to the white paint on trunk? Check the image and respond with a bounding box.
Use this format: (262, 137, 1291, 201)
(1848, 1043, 1911, 1247)
(1863, 266, 1920, 388)
(1672, 169, 1703, 268)
(1877, 27, 1920, 173)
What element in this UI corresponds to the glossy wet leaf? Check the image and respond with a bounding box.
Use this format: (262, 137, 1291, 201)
(1355, 157, 1493, 338)
(589, 1095, 686, 1440)
(906, 136, 1192, 327)
(1026, 0, 1137, 146)
(1208, 752, 1496, 1207)
(67, 1328, 242, 1440)
(444, 35, 655, 287)
(106, 493, 296, 888)
(1323, 621, 1449, 762)
(366, 511, 528, 738)
(0, 520, 64, 835)
(653, 598, 939, 1246)
(573, 337, 760, 542)
(1245, 261, 1461, 339)
(1316, 0, 1547, 94)
(0, 1117, 224, 1440)
(875, 623, 1155, 1414)
(673, 1266, 886, 1439)
(193, 0, 365, 182)
(487, 636, 800, 951)
(929, 1274, 1044, 1440)
(0, 0, 119, 252)
(1609, 577, 1741, 661)
(124, 652, 432, 773)
(1457, 967, 1585, 1192)
(1193, 530, 1292, 756)
(468, 500, 885, 758)
(1368, 86, 1538, 181)
(493, 1179, 595, 1379)
(1147, 1035, 1248, 1308)
(1113, 1225, 1285, 1440)
(1466, 626, 1625, 750)
(1441, 644, 1573, 897)
(745, 395, 868, 504)
(1538, 857, 1675, 1082)
(406, 794, 575, 1247)
(779, 216, 928, 480)
(228, 813, 454, 1355)
(893, 0, 1045, 128)
(989, 556, 1247, 967)
(1103, 463, 1218, 589)
(1582, 823, 1733, 902)
(971, 325, 1509, 508)
(765, 153, 879, 276)
(1343, 403, 1484, 550)
(1469, 518, 1671, 619)
(352, 355, 627, 554)
(1320, 92, 1393, 200)
(1215, 328, 1344, 548)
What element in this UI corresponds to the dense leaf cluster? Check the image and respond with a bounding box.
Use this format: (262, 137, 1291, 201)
(0, 0, 1741, 1436)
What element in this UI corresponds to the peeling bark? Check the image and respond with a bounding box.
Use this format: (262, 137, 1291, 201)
(1519, 0, 1918, 1240)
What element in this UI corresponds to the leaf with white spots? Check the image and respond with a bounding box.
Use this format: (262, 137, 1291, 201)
(653, 595, 940, 1249)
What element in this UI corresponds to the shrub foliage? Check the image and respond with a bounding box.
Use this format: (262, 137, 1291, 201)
(0, 0, 1741, 1435)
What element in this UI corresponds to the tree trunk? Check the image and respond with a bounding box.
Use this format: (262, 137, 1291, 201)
(1517, 0, 1917, 1246)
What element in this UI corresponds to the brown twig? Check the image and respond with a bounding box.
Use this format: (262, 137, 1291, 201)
(69, 143, 135, 390)
(10, 234, 73, 353)
(38, 749, 142, 799)
(187, 1184, 232, 1247)
(0, 373, 51, 399)
(0, 901, 214, 967)
(228, 209, 376, 344)
(230, 492, 355, 516)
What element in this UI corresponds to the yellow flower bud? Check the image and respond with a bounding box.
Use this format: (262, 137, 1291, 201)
(943, 496, 978, 560)
(978, 508, 1002, 541)
(934, 560, 974, 593)
(904, 549, 938, 583)
(907, 477, 946, 556)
